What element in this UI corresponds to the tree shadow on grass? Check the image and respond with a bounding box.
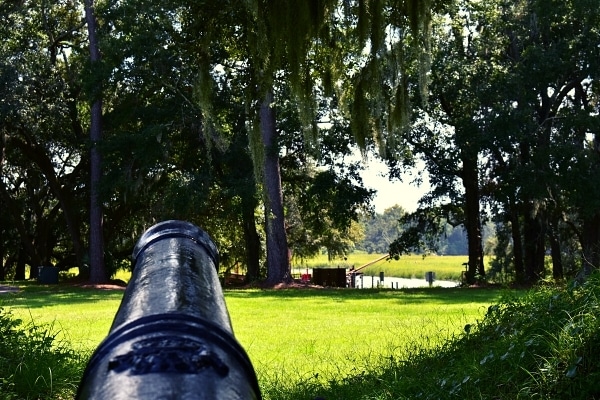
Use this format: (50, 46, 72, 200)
(2, 281, 514, 311)
(225, 286, 509, 306)
(0, 282, 125, 309)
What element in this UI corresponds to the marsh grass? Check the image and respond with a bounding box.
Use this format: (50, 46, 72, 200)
(294, 254, 476, 281)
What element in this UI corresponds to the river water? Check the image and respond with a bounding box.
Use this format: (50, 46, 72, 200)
(352, 275, 459, 289)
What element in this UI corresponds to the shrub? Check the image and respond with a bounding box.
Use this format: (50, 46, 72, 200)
(394, 275, 600, 399)
(0, 307, 85, 399)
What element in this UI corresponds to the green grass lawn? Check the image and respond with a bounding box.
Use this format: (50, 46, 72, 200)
(4, 277, 600, 400)
(1, 282, 507, 398)
(226, 287, 505, 388)
(0, 283, 124, 352)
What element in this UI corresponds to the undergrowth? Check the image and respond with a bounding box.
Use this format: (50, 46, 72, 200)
(0, 308, 85, 399)
(266, 274, 600, 399)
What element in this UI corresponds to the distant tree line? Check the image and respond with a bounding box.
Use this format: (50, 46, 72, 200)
(355, 204, 495, 257)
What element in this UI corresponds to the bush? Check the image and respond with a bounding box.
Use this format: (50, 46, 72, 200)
(0, 307, 85, 399)
(456, 277, 600, 399)
(395, 276, 600, 399)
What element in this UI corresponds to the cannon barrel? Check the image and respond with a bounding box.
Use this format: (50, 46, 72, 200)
(77, 220, 261, 399)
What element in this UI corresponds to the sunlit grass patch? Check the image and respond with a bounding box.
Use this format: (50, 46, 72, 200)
(2, 283, 123, 351)
(274, 277, 600, 400)
(3, 282, 508, 399)
(225, 288, 503, 395)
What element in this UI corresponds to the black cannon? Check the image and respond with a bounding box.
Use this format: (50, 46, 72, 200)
(77, 220, 261, 399)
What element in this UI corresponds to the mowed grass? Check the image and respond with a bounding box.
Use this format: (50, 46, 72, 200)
(2, 282, 507, 397)
(0, 283, 125, 352)
(226, 288, 505, 390)
(294, 253, 476, 281)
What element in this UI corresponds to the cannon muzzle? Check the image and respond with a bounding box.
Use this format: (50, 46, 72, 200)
(77, 220, 261, 399)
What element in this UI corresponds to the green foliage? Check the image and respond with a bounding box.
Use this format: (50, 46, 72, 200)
(2, 0, 599, 293)
(484, 277, 600, 398)
(344, 0, 434, 153)
(358, 206, 485, 257)
(396, 275, 600, 399)
(0, 0, 90, 277)
(389, 206, 457, 257)
(0, 307, 84, 399)
(281, 101, 374, 260)
(357, 205, 406, 254)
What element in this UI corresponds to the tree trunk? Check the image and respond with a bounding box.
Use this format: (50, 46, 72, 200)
(523, 201, 546, 284)
(508, 202, 526, 283)
(577, 136, 600, 281)
(9, 137, 85, 270)
(0, 225, 4, 281)
(242, 191, 262, 282)
(85, 0, 107, 283)
(0, 132, 4, 281)
(260, 90, 291, 285)
(534, 216, 547, 279)
(580, 212, 600, 278)
(15, 245, 26, 281)
(461, 150, 485, 284)
(0, 183, 42, 270)
(548, 218, 563, 280)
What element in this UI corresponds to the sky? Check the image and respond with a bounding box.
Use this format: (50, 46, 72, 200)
(358, 156, 430, 214)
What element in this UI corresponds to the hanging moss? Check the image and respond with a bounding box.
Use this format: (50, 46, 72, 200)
(240, 0, 436, 169)
(343, 0, 433, 153)
(192, 51, 217, 161)
(370, 0, 385, 55)
(392, 75, 410, 131)
(350, 76, 371, 151)
(246, 97, 265, 184)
